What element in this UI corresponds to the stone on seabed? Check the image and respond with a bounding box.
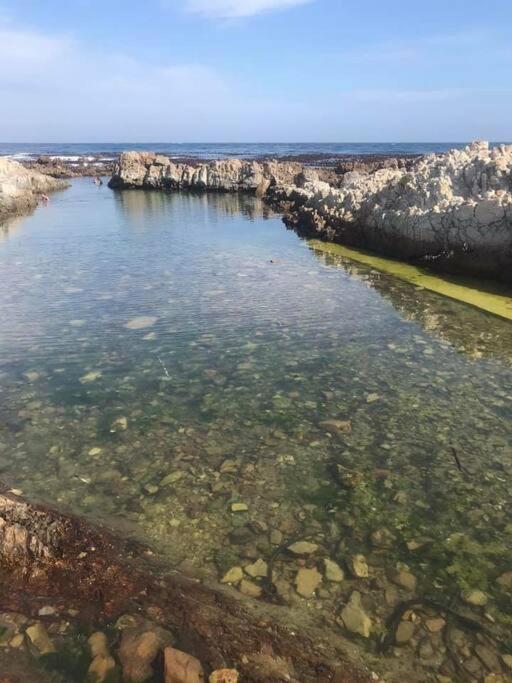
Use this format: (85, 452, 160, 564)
(341, 592, 372, 638)
(164, 646, 205, 683)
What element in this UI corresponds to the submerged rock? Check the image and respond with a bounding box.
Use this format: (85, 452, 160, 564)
(295, 567, 322, 598)
(124, 316, 159, 330)
(324, 558, 345, 582)
(164, 646, 205, 683)
(348, 554, 369, 579)
(341, 592, 372, 638)
(25, 622, 56, 654)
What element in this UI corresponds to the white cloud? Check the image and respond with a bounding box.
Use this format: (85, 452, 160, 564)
(179, 0, 313, 18)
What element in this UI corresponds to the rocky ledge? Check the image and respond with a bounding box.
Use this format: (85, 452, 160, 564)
(0, 156, 68, 223)
(268, 141, 512, 282)
(110, 144, 512, 283)
(108, 151, 339, 194)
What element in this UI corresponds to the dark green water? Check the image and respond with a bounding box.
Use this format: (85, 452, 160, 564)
(1, 179, 512, 678)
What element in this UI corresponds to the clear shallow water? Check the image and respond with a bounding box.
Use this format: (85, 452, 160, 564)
(1, 141, 510, 161)
(1, 180, 512, 678)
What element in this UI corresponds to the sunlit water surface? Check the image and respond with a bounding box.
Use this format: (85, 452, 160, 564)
(1, 179, 512, 679)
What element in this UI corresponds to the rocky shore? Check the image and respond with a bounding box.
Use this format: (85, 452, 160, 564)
(0, 485, 373, 683)
(20, 155, 114, 179)
(0, 157, 68, 224)
(109, 143, 512, 283)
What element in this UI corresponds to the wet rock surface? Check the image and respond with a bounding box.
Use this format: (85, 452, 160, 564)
(0, 157, 68, 223)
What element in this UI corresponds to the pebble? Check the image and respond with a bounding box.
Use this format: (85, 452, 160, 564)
(295, 567, 322, 598)
(230, 502, 248, 512)
(110, 416, 128, 432)
(38, 606, 57, 617)
(324, 558, 344, 582)
(221, 567, 243, 584)
(502, 654, 512, 669)
(164, 646, 204, 683)
(391, 570, 417, 592)
(244, 559, 268, 578)
(348, 554, 369, 578)
(9, 633, 25, 648)
(366, 393, 380, 403)
(341, 592, 372, 638)
(462, 589, 488, 606)
(79, 370, 102, 384)
(318, 419, 352, 435)
(270, 529, 283, 545)
(287, 541, 319, 556)
(425, 618, 446, 633)
(496, 571, 512, 590)
(26, 622, 56, 654)
(395, 620, 415, 644)
(124, 316, 158, 330)
(239, 579, 262, 598)
(160, 471, 184, 486)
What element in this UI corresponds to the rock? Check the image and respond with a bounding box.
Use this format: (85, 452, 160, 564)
(319, 419, 352, 435)
(110, 416, 128, 432)
(239, 579, 262, 598)
(209, 670, 238, 683)
(89, 631, 110, 658)
(9, 634, 25, 648)
(287, 541, 319, 556)
(348, 554, 369, 578)
(502, 654, 512, 670)
(230, 502, 248, 513)
(324, 558, 344, 582)
(221, 566, 243, 584)
(462, 589, 488, 606)
(425, 618, 446, 633)
(119, 624, 173, 683)
(496, 571, 512, 590)
(89, 654, 117, 683)
(124, 316, 158, 330)
(295, 567, 322, 598)
(37, 605, 57, 616)
(25, 622, 56, 654)
(267, 141, 512, 283)
(160, 471, 184, 486)
(245, 558, 268, 578)
(395, 620, 415, 644)
(270, 529, 283, 545)
(391, 571, 417, 592)
(341, 592, 372, 638)
(164, 647, 205, 683)
(475, 644, 502, 672)
(79, 370, 102, 384)
(0, 156, 68, 224)
(370, 528, 395, 548)
(366, 393, 380, 404)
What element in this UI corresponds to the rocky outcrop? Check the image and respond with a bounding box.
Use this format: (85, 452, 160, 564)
(268, 142, 512, 282)
(108, 151, 336, 194)
(0, 156, 68, 223)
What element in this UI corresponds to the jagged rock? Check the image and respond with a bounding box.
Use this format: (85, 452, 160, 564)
(462, 589, 488, 606)
(395, 620, 415, 645)
(238, 579, 262, 598)
(268, 141, 512, 282)
(287, 541, 319, 556)
(25, 622, 56, 654)
(119, 623, 174, 682)
(340, 592, 372, 638)
(164, 647, 205, 683)
(0, 157, 68, 223)
(221, 566, 243, 584)
(244, 558, 268, 578)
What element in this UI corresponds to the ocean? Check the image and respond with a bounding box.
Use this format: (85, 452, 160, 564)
(0, 141, 505, 162)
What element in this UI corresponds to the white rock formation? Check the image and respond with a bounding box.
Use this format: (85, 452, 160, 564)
(269, 142, 512, 281)
(0, 156, 68, 223)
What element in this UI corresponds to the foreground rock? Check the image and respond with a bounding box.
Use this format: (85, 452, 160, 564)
(269, 141, 512, 282)
(0, 485, 372, 682)
(0, 156, 68, 223)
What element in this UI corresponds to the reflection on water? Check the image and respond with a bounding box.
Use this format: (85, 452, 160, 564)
(0, 179, 511, 680)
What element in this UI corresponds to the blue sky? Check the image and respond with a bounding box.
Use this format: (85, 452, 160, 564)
(0, 0, 511, 141)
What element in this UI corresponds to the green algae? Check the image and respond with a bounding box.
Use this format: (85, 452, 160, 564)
(308, 239, 512, 320)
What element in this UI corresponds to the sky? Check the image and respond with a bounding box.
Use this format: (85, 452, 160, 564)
(0, 0, 511, 142)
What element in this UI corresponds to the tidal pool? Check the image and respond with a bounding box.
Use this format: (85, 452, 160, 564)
(1, 179, 512, 680)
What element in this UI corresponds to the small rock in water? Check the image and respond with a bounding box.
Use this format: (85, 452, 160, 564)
(324, 558, 344, 583)
(425, 617, 446, 633)
(164, 646, 205, 682)
(38, 605, 57, 617)
(287, 541, 319, 556)
(395, 620, 415, 645)
(209, 670, 238, 683)
(295, 567, 322, 598)
(23, 371, 40, 382)
(239, 579, 262, 598)
(245, 558, 268, 578)
(230, 502, 248, 513)
(26, 622, 56, 654)
(319, 419, 352, 435)
(110, 416, 128, 432)
(391, 570, 417, 592)
(221, 567, 243, 584)
(160, 471, 184, 486)
(341, 592, 372, 638)
(124, 316, 159, 330)
(462, 589, 488, 606)
(497, 571, 512, 590)
(89, 654, 117, 683)
(88, 447, 103, 457)
(366, 393, 381, 404)
(80, 370, 102, 384)
(270, 529, 283, 545)
(119, 625, 173, 683)
(348, 554, 369, 578)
